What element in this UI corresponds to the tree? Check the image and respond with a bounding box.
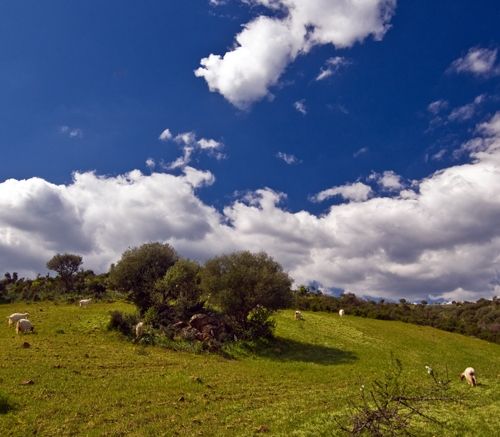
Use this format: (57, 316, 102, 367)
(46, 253, 83, 292)
(201, 251, 292, 333)
(108, 242, 178, 313)
(154, 259, 203, 319)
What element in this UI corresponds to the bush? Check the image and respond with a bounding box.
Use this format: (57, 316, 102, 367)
(109, 242, 178, 313)
(107, 311, 139, 337)
(154, 259, 204, 320)
(244, 305, 276, 340)
(201, 251, 292, 334)
(336, 357, 458, 436)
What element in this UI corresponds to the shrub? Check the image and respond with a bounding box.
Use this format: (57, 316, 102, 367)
(107, 311, 139, 337)
(109, 242, 178, 313)
(244, 305, 276, 340)
(336, 357, 458, 436)
(201, 251, 292, 334)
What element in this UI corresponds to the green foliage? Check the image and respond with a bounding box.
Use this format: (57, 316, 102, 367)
(294, 288, 500, 344)
(108, 242, 178, 313)
(154, 259, 203, 319)
(107, 310, 140, 337)
(201, 251, 292, 333)
(46, 253, 83, 292)
(245, 305, 276, 339)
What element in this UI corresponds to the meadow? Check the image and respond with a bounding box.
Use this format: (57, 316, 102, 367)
(1, 301, 499, 436)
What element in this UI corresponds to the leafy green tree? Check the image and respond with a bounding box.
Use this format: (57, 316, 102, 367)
(201, 251, 292, 333)
(154, 259, 203, 319)
(46, 253, 83, 292)
(109, 242, 178, 313)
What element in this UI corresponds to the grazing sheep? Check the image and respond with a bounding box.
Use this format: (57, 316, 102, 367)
(6, 312, 29, 326)
(79, 298, 92, 308)
(16, 318, 34, 334)
(135, 321, 145, 338)
(294, 310, 304, 320)
(339, 309, 345, 317)
(460, 367, 477, 387)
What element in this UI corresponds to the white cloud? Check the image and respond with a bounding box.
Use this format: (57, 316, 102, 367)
(174, 132, 197, 146)
(182, 166, 216, 188)
(158, 128, 173, 142)
(197, 138, 223, 150)
(449, 47, 499, 77)
(3, 113, 500, 302)
(164, 131, 225, 169)
(294, 99, 307, 115)
(60, 125, 83, 139)
(448, 94, 486, 123)
(276, 151, 300, 165)
(369, 170, 404, 191)
(145, 158, 156, 169)
(427, 100, 448, 115)
(316, 56, 349, 81)
(195, 0, 396, 108)
(311, 182, 372, 203)
(166, 146, 194, 170)
(431, 149, 447, 161)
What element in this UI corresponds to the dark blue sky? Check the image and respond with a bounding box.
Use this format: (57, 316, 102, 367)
(1, 0, 499, 301)
(1, 1, 497, 210)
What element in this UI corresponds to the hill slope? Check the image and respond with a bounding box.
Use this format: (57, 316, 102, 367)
(1, 302, 499, 436)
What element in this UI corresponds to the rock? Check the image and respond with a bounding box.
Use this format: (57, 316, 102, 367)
(20, 379, 34, 385)
(172, 321, 187, 330)
(180, 327, 199, 341)
(189, 314, 217, 331)
(21, 342, 31, 348)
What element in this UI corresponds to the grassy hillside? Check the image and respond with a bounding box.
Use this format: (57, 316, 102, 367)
(1, 302, 499, 436)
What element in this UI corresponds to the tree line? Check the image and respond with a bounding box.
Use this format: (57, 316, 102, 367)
(1, 243, 498, 344)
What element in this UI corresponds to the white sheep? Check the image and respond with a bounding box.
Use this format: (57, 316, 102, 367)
(79, 298, 92, 308)
(339, 309, 345, 317)
(135, 321, 145, 338)
(6, 312, 30, 326)
(460, 367, 477, 387)
(16, 318, 34, 334)
(294, 310, 304, 320)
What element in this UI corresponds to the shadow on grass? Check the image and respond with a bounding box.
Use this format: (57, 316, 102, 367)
(0, 392, 15, 415)
(234, 337, 357, 365)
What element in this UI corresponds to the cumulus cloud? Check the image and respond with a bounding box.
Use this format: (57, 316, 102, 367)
(158, 128, 173, 142)
(316, 56, 349, 81)
(145, 158, 156, 170)
(195, 0, 396, 108)
(0, 168, 223, 277)
(161, 130, 225, 169)
(311, 182, 372, 203)
(276, 151, 300, 165)
(369, 170, 404, 191)
(3, 113, 500, 302)
(449, 46, 499, 77)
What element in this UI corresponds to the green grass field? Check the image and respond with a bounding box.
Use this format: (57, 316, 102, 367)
(1, 302, 499, 436)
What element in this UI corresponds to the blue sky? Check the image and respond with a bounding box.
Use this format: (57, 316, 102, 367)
(1, 0, 499, 302)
